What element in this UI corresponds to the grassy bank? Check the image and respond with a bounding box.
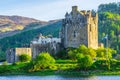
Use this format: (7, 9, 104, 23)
(1, 69, 120, 76)
(1, 59, 120, 76)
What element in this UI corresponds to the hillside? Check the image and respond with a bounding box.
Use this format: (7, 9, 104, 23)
(0, 15, 47, 38)
(0, 20, 62, 60)
(98, 2, 120, 53)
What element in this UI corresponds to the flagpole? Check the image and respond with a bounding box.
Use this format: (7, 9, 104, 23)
(106, 34, 110, 70)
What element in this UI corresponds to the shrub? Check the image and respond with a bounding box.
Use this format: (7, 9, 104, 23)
(2, 61, 8, 66)
(29, 52, 55, 71)
(19, 54, 31, 62)
(93, 59, 111, 70)
(76, 54, 93, 70)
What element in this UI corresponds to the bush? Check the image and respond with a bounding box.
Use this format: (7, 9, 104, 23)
(2, 61, 8, 66)
(29, 52, 55, 71)
(76, 54, 93, 70)
(55, 49, 68, 59)
(93, 59, 111, 70)
(19, 54, 31, 62)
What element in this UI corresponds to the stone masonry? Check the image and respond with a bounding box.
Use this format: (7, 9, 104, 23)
(6, 48, 31, 63)
(61, 6, 98, 49)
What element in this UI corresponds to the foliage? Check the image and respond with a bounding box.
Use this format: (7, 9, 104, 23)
(2, 61, 8, 66)
(98, 2, 119, 14)
(19, 54, 31, 62)
(56, 59, 77, 64)
(0, 50, 5, 61)
(76, 54, 93, 70)
(29, 52, 55, 71)
(96, 48, 116, 59)
(55, 49, 68, 59)
(115, 54, 120, 60)
(68, 50, 77, 60)
(98, 2, 120, 53)
(93, 60, 109, 70)
(0, 62, 27, 74)
(67, 45, 116, 70)
(68, 45, 96, 60)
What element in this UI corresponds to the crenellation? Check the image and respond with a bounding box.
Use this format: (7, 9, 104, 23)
(80, 10, 87, 15)
(72, 6, 78, 12)
(61, 6, 98, 49)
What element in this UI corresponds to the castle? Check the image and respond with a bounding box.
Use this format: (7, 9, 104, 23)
(30, 34, 61, 59)
(61, 6, 98, 49)
(6, 6, 99, 63)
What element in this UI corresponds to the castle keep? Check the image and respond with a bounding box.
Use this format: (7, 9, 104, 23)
(61, 6, 98, 49)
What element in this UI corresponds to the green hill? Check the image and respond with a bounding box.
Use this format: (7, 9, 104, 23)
(98, 2, 120, 53)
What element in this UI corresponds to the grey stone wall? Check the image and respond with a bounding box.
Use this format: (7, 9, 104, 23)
(31, 42, 61, 59)
(61, 6, 98, 49)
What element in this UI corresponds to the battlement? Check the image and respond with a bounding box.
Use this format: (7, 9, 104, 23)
(80, 10, 87, 15)
(71, 6, 97, 18)
(72, 6, 78, 12)
(62, 6, 98, 49)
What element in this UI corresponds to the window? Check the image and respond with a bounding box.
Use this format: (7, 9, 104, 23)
(90, 24, 92, 32)
(73, 31, 77, 37)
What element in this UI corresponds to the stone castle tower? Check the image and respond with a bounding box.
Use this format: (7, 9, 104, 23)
(61, 6, 98, 49)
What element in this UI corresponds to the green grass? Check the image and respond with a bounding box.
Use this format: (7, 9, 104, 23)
(56, 60, 77, 64)
(1, 60, 120, 76)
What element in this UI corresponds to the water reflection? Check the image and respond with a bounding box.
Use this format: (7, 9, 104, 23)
(0, 75, 120, 80)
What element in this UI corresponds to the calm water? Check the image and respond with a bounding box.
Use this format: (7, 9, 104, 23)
(0, 75, 120, 80)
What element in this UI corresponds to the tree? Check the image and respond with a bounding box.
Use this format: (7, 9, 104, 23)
(76, 54, 93, 70)
(68, 50, 77, 60)
(77, 45, 88, 54)
(19, 54, 31, 62)
(56, 49, 67, 59)
(68, 45, 96, 60)
(87, 48, 96, 59)
(29, 52, 55, 71)
(96, 48, 116, 59)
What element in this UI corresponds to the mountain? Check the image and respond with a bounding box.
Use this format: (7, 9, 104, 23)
(0, 15, 48, 39)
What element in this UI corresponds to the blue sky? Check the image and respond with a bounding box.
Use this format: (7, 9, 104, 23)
(0, 0, 119, 21)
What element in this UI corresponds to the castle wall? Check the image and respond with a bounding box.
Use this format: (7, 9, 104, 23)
(6, 49, 15, 63)
(31, 43, 61, 59)
(6, 48, 32, 63)
(87, 13, 98, 49)
(61, 6, 98, 49)
(15, 48, 32, 62)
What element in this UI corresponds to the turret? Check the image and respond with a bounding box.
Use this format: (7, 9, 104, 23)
(87, 10, 92, 17)
(72, 6, 78, 12)
(80, 10, 87, 15)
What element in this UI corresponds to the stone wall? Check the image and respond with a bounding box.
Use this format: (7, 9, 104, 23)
(31, 43, 61, 59)
(15, 48, 32, 62)
(61, 6, 98, 49)
(6, 48, 32, 63)
(6, 48, 15, 63)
